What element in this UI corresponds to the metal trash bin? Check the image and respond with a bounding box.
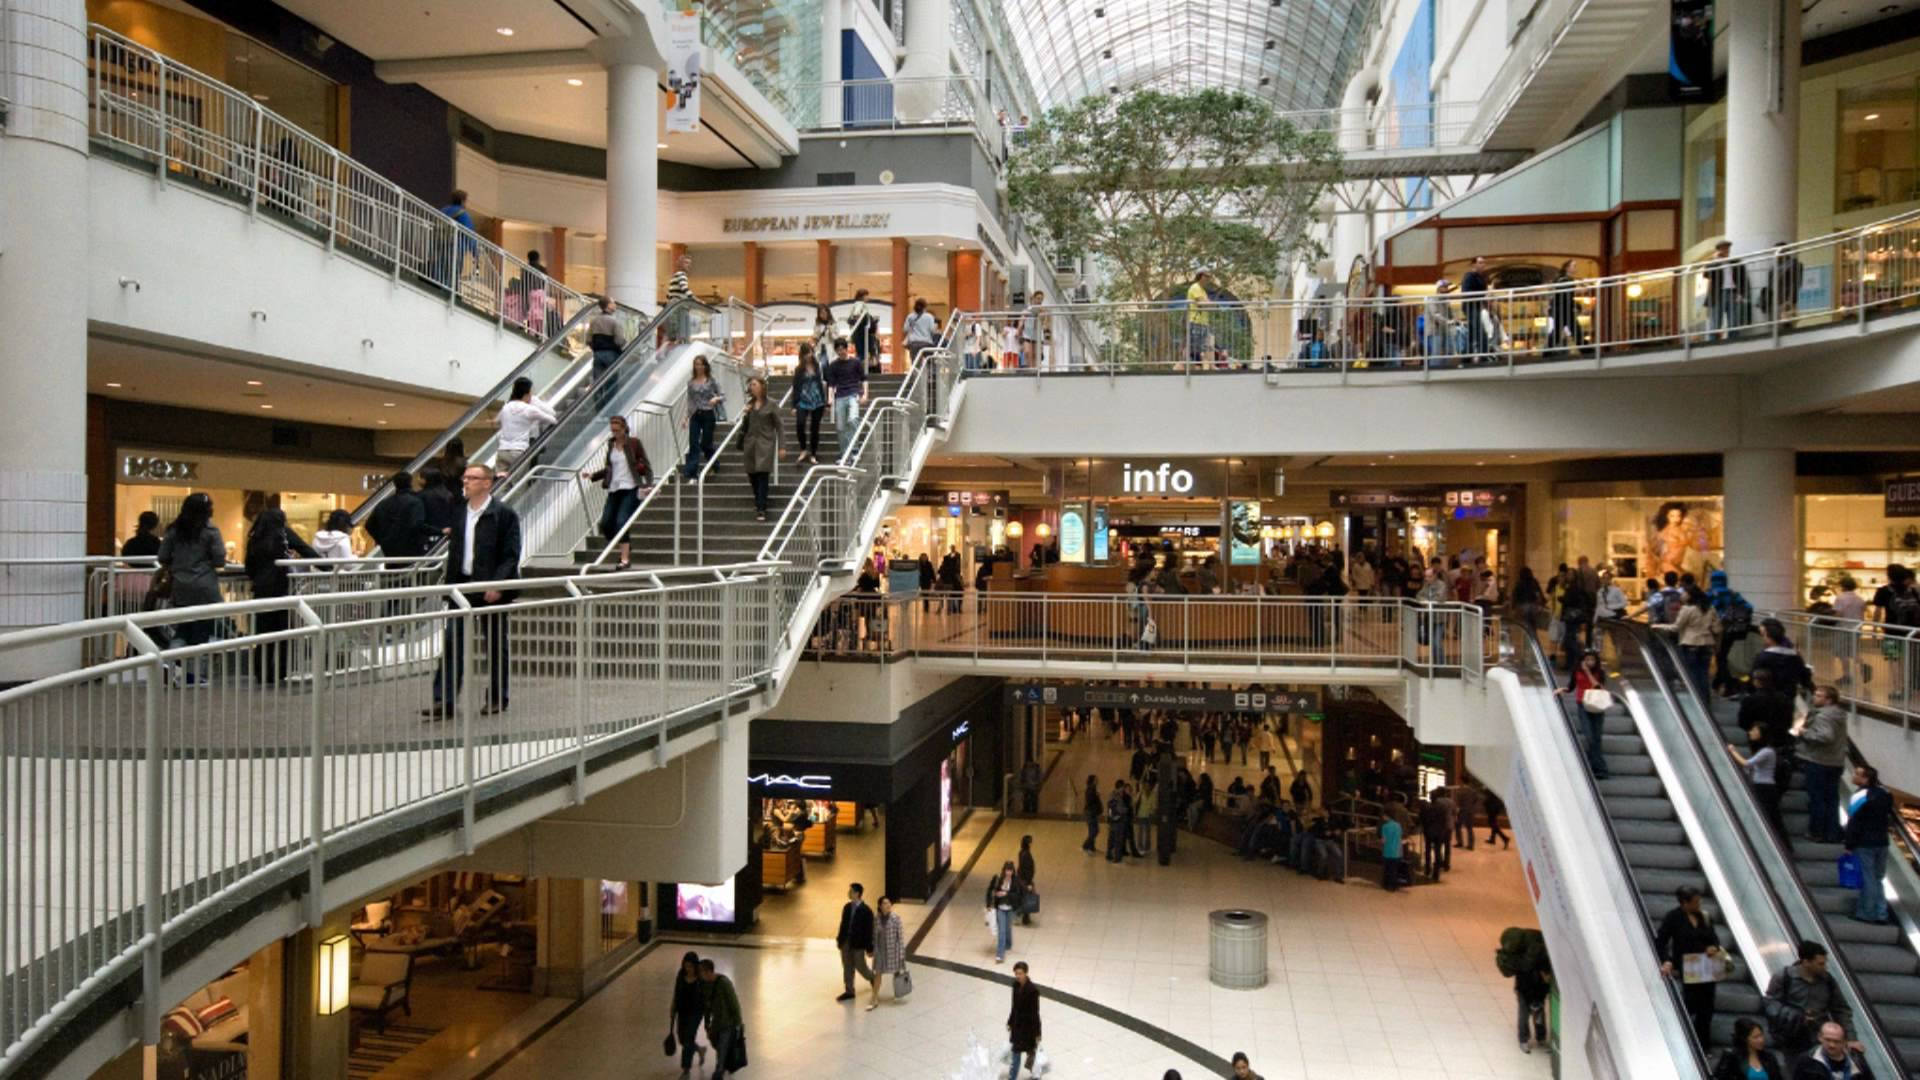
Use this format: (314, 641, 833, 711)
(1208, 909, 1269, 989)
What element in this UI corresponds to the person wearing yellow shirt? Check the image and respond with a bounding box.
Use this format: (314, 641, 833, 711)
(1186, 270, 1213, 367)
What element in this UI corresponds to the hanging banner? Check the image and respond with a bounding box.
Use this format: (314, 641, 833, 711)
(1668, 0, 1713, 100)
(665, 12, 703, 134)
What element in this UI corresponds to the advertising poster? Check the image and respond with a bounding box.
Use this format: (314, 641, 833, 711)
(1092, 503, 1109, 562)
(1669, 0, 1713, 99)
(939, 760, 954, 867)
(1060, 502, 1087, 563)
(1229, 500, 1262, 565)
(675, 878, 736, 922)
(665, 12, 703, 134)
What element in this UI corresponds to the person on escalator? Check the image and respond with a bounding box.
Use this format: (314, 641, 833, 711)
(1727, 725, 1786, 838)
(495, 376, 557, 475)
(1751, 619, 1813, 698)
(1789, 1021, 1873, 1080)
(1712, 1018, 1786, 1080)
(1765, 941, 1856, 1056)
(1844, 765, 1894, 926)
(1664, 587, 1722, 700)
(1795, 687, 1849, 845)
(1555, 649, 1613, 781)
(1655, 885, 1726, 1048)
(418, 465, 459, 541)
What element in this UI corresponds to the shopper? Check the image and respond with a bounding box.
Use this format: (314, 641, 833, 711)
(825, 337, 866, 434)
(243, 507, 320, 683)
(668, 951, 708, 1078)
(366, 472, 424, 557)
(1832, 576, 1866, 622)
(1379, 809, 1406, 891)
(1453, 783, 1484, 851)
(310, 509, 355, 561)
(1595, 569, 1627, 621)
(938, 546, 963, 612)
(1789, 1022, 1871, 1080)
(1289, 770, 1312, 811)
(847, 289, 878, 371)
(1460, 256, 1491, 361)
(666, 254, 694, 342)
(738, 376, 782, 522)
(1713, 1018, 1785, 1080)
(586, 295, 626, 406)
(1419, 793, 1452, 880)
(439, 188, 477, 282)
(1006, 961, 1041, 1079)
(1229, 1051, 1264, 1080)
(1752, 619, 1813, 697)
(1764, 941, 1853, 1055)
(1665, 587, 1721, 699)
(1105, 781, 1131, 862)
(1741, 669, 1797, 767)
(156, 493, 227, 662)
(783, 344, 826, 465)
(1797, 686, 1849, 844)
(683, 356, 724, 480)
(869, 896, 906, 1011)
(418, 465, 459, 540)
(1555, 649, 1613, 780)
(1417, 559, 1450, 664)
(1558, 572, 1595, 669)
(425, 465, 521, 720)
(904, 297, 939, 366)
(1704, 239, 1750, 337)
(1709, 570, 1755, 696)
(1656, 885, 1725, 1047)
(584, 415, 650, 570)
(834, 883, 876, 1002)
(812, 304, 838, 363)
(985, 860, 1026, 963)
(1845, 764, 1893, 925)
(1021, 290, 1047, 370)
(697, 959, 743, 1079)
(1727, 726, 1785, 837)
(1484, 788, 1510, 847)
(1423, 279, 1454, 363)
(436, 438, 468, 495)
(1082, 776, 1103, 853)
(1017, 835, 1037, 926)
(1548, 259, 1586, 353)
(492, 375, 556, 474)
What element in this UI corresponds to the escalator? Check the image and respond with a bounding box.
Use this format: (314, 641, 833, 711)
(1633, 621, 1920, 1077)
(1498, 622, 1711, 1077)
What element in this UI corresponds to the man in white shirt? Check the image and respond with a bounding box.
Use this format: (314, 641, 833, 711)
(495, 376, 557, 475)
(427, 465, 522, 720)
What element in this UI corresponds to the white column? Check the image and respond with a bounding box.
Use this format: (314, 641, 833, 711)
(0, 0, 89, 679)
(604, 62, 660, 310)
(897, 0, 952, 122)
(1724, 0, 1801, 253)
(1329, 69, 1377, 278)
(1723, 448, 1798, 612)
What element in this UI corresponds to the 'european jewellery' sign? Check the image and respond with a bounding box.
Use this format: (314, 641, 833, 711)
(723, 213, 892, 234)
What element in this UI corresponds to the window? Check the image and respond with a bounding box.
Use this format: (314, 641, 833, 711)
(1683, 117, 1724, 251)
(1837, 76, 1920, 214)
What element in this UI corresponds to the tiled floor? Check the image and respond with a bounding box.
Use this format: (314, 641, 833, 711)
(914, 819, 1553, 1080)
(750, 809, 998, 942)
(1035, 717, 1322, 818)
(482, 940, 1214, 1079)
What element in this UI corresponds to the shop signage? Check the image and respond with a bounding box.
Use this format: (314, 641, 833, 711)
(746, 772, 833, 791)
(951, 720, 970, 741)
(906, 488, 1006, 508)
(1090, 458, 1227, 499)
(722, 212, 892, 234)
(121, 455, 199, 481)
(1887, 476, 1920, 518)
(361, 473, 389, 491)
(1005, 684, 1320, 714)
(1331, 488, 1512, 509)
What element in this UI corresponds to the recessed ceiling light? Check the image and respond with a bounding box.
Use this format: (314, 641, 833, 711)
(495, 26, 515, 36)
(382, 402, 396, 408)
(1476, 461, 1486, 466)
(251, 93, 271, 102)
(1866, 113, 1882, 121)
(657, 142, 669, 149)
(246, 379, 263, 386)
(377, 419, 388, 425)
(105, 381, 122, 388)
(567, 78, 584, 87)
(1387, 454, 1395, 459)
(259, 403, 274, 410)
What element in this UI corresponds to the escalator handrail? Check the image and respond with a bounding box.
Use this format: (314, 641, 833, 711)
(1616, 620, 1907, 1079)
(349, 297, 651, 527)
(1505, 623, 1714, 1077)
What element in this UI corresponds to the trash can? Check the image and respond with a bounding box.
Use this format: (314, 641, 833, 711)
(1208, 909, 1269, 989)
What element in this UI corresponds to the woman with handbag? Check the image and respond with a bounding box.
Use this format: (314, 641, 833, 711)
(155, 493, 227, 683)
(869, 896, 907, 1010)
(683, 356, 725, 480)
(243, 508, 320, 683)
(667, 950, 707, 1079)
(1661, 587, 1722, 700)
(1555, 649, 1613, 780)
(739, 376, 782, 522)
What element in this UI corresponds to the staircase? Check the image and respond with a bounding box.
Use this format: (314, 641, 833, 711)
(1586, 697, 1766, 1055)
(1704, 695, 1920, 1074)
(577, 375, 909, 569)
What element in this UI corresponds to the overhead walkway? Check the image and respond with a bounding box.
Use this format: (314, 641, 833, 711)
(1639, 622, 1920, 1075)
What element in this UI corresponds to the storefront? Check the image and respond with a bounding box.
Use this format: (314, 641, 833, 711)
(878, 489, 1009, 583)
(113, 448, 381, 557)
(1330, 486, 1524, 586)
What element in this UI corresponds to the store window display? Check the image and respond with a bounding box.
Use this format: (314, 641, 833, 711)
(1647, 500, 1716, 580)
(1561, 496, 1725, 591)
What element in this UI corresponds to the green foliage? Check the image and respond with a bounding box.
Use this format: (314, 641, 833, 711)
(1007, 88, 1342, 302)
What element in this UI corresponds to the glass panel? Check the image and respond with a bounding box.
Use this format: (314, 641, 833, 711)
(701, 0, 823, 128)
(225, 34, 336, 144)
(1837, 75, 1920, 214)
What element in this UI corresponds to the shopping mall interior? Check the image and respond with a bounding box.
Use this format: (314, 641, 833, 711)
(10, 0, 1920, 1077)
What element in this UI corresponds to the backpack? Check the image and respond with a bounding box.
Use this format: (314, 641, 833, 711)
(1892, 586, 1920, 628)
(1495, 927, 1548, 977)
(1722, 597, 1754, 637)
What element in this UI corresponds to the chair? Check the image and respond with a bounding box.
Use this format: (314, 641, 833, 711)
(349, 952, 412, 1032)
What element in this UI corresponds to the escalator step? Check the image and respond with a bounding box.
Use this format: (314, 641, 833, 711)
(1600, 753, 1657, 776)
(1860, 973, 1920, 1005)
(1877, 1003, 1920, 1036)
(1837, 942, 1920, 976)
(1606, 797, 1678, 821)
(1794, 858, 1842, 887)
(1827, 917, 1904, 946)
(1601, 733, 1645, 755)
(1596, 776, 1666, 798)
(1602, 715, 1638, 735)
(1618, 842, 1699, 870)
(1612, 819, 1687, 844)
(1632, 867, 1710, 897)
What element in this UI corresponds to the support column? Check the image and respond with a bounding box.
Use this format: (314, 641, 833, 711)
(953, 250, 983, 311)
(1, 0, 89, 679)
(1723, 448, 1799, 611)
(550, 226, 569, 284)
(604, 61, 661, 310)
(1724, 0, 1801, 253)
(891, 237, 910, 372)
(283, 925, 351, 1078)
(534, 878, 602, 999)
(743, 241, 763, 305)
(898, 0, 953, 122)
(1524, 479, 1556, 583)
(1329, 68, 1378, 280)
(817, 239, 837, 303)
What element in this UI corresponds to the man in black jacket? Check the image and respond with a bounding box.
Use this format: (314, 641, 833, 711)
(1845, 765, 1894, 925)
(426, 465, 522, 719)
(366, 470, 429, 556)
(834, 883, 875, 1002)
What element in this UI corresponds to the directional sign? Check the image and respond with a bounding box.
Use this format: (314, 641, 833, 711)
(1003, 685, 1320, 715)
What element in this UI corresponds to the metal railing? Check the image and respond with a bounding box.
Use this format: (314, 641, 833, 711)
(1282, 100, 1488, 152)
(805, 592, 1494, 677)
(87, 26, 583, 334)
(1755, 610, 1920, 731)
(954, 210, 1920, 374)
(795, 76, 992, 133)
(0, 562, 777, 1071)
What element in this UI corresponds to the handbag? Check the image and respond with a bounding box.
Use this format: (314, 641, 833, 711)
(712, 397, 729, 424)
(726, 1031, 748, 1071)
(144, 566, 175, 608)
(1021, 888, 1040, 915)
(1837, 851, 1865, 890)
(663, 1032, 677, 1057)
(1580, 688, 1614, 714)
(1546, 617, 1564, 645)
(894, 968, 914, 999)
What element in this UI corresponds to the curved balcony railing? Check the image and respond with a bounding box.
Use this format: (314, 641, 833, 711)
(955, 209, 1920, 375)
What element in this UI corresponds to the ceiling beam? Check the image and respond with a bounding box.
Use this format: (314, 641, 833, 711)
(376, 49, 598, 84)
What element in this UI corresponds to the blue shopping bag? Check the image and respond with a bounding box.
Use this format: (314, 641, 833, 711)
(1837, 852, 1864, 890)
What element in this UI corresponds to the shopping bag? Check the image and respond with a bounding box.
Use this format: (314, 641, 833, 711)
(1021, 888, 1040, 915)
(727, 1031, 748, 1071)
(663, 1033, 677, 1057)
(1580, 688, 1615, 713)
(894, 968, 914, 999)
(1031, 1048, 1052, 1075)
(1547, 618, 1564, 645)
(984, 907, 996, 934)
(1838, 852, 1865, 890)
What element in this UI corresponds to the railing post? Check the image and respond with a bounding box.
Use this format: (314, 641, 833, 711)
(141, 649, 165, 1044)
(306, 622, 328, 926)
(674, 475, 683, 566)
(247, 105, 265, 216)
(154, 62, 169, 185)
(574, 595, 590, 803)
(1858, 238, 1870, 330)
(459, 603, 476, 853)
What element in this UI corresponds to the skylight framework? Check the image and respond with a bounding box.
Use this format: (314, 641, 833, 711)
(1001, 0, 1375, 113)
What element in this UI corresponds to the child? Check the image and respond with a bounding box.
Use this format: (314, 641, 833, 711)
(1001, 321, 1022, 369)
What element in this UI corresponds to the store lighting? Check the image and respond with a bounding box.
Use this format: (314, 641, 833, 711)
(1315, 521, 1335, 540)
(495, 26, 515, 36)
(317, 934, 351, 1015)
(567, 78, 585, 87)
(1866, 113, 1882, 121)
(1006, 521, 1024, 539)
(259, 404, 274, 410)
(246, 379, 264, 386)
(1035, 522, 1052, 539)
(657, 142, 669, 149)
(105, 382, 122, 388)
(382, 402, 396, 408)
(1626, 282, 1644, 299)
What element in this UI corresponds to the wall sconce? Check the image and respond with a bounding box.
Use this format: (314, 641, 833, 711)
(1035, 522, 1052, 540)
(317, 933, 351, 1015)
(1006, 521, 1024, 539)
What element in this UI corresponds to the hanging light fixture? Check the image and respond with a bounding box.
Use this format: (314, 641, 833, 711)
(317, 934, 352, 1015)
(1315, 520, 1336, 540)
